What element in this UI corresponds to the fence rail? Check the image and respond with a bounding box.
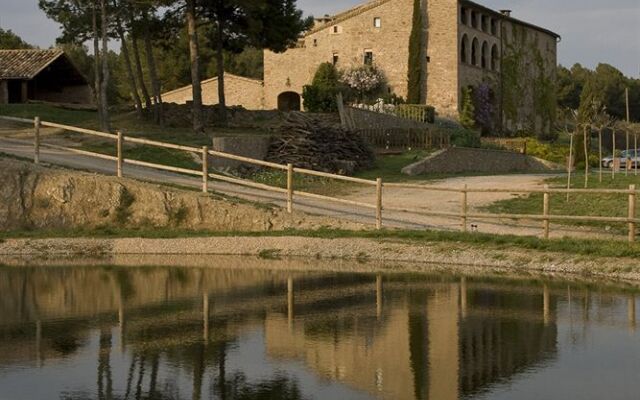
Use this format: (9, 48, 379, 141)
(1, 115, 638, 242)
(357, 128, 450, 150)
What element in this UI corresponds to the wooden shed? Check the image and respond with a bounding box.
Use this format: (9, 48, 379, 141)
(0, 49, 93, 105)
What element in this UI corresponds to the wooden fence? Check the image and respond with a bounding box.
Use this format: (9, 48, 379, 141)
(357, 128, 450, 150)
(1, 115, 638, 242)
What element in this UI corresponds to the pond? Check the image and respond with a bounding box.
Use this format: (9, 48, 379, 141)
(0, 261, 639, 400)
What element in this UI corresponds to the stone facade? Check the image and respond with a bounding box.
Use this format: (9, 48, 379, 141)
(162, 73, 265, 110)
(262, 0, 559, 134)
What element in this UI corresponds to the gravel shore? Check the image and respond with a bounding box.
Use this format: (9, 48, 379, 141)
(1, 236, 639, 283)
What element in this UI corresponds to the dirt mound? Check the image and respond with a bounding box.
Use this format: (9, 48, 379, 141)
(0, 158, 364, 232)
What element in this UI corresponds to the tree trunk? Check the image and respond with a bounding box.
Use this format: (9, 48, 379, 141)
(142, 14, 163, 126)
(583, 125, 589, 188)
(567, 133, 573, 202)
(92, 2, 102, 124)
(100, 0, 111, 132)
(129, 16, 152, 112)
(187, 0, 205, 134)
(598, 129, 603, 183)
(114, 9, 143, 118)
(215, 1, 228, 127)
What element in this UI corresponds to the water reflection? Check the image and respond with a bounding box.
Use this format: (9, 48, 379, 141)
(0, 265, 638, 400)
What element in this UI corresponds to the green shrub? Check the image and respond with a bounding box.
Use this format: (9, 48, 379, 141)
(524, 138, 569, 164)
(450, 128, 481, 148)
(302, 63, 342, 112)
(460, 87, 476, 130)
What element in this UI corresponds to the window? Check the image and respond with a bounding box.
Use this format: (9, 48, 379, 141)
(481, 41, 488, 68)
(332, 25, 342, 34)
(332, 53, 339, 65)
(461, 7, 468, 25)
(471, 11, 478, 29)
(471, 38, 479, 66)
(491, 44, 499, 70)
(374, 17, 381, 28)
(461, 35, 469, 63)
(313, 39, 318, 47)
(364, 50, 373, 65)
(491, 19, 498, 35)
(481, 15, 488, 32)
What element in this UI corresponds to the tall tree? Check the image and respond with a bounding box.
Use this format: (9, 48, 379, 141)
(200, 0, 312, 126)
(99, 0, 111, 131)
(186, 0, 205, 133)
(112, 1, 144, 117)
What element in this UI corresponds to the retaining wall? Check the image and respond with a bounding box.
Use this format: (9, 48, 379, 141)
(402, 147, 561, 175)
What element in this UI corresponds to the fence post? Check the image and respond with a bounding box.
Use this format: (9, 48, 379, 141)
(461, 184, 468, 232)
(543, 185, 550, 239)
(34, 116, 40, 165)
(116, 131, 123, 178)
(629, 184, 637, 243)
(202, 146, 209, 193)
(376, 178, 383, 230)
(287, 163, 294, 213)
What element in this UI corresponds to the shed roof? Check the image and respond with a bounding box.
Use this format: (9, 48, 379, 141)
(0, 49, 66, 80)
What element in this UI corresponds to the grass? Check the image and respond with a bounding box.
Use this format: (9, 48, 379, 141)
(2, 226, 640, 259)
(485, 173, 640, 232)
(81, 141, 202, 171)
(0, 104, 98, 126)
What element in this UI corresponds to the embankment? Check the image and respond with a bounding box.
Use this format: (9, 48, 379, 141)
(0, 158, 363, 232)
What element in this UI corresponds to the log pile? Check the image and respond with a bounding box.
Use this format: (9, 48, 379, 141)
(266, 112, 375, 174)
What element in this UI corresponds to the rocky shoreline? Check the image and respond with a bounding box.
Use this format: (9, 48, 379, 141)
(1, 236, 639, 284)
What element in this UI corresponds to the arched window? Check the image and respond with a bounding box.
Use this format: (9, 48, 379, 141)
(481, 41, 488, 69)
(491, 44, 500, 71)
(471, 11, 478, 29)
(461, 34, 469, 63)
(471, 38, 479, 66)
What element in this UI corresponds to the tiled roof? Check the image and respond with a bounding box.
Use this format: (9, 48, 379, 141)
(0, 49, 65, 80)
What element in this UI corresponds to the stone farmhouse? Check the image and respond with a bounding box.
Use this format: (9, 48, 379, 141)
(164, 0, 559, 134)
(0, 49, 93, 105)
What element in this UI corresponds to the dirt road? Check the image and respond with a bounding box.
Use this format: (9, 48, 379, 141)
(0, 135, 608, 239)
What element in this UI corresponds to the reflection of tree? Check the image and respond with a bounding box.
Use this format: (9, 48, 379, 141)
(408, 291, 429, 400)
(213, 349, 306, 400)
(97, 328, 114, 400)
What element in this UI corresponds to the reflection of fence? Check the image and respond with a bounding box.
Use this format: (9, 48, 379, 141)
(1, 115, 638, 242)
(357, 128, 450, 150)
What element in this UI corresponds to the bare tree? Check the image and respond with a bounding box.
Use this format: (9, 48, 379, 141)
(591, 104, 613, 183)
(556, 109, 579, 201)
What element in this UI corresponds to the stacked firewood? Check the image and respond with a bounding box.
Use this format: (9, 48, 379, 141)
(266, 112, 375, 174)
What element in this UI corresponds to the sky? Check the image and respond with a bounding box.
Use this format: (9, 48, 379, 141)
(0, 0, 638, 77)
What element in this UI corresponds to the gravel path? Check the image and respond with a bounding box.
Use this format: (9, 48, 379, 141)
(1, 236, 639, 283)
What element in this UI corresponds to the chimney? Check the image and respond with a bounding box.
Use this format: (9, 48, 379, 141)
(500, 10, 512, 17)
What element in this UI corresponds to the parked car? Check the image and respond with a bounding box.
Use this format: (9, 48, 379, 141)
(602, 150, 640, 168)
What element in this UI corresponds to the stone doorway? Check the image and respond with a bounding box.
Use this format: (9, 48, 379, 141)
(277, 92, 301, 112)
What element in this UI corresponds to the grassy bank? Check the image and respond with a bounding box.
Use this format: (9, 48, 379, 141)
(2, 227, 639, 259)
(486, 173, 640, 232)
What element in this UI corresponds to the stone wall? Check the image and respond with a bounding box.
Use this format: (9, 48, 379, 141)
(33, 84, 93, 105)
(210, 136, 272, 169)
(402, 147, 560, 175)
(162, 73, 266, 110)
(263, 0, 413, 110)
(425, 0, 460, 117)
